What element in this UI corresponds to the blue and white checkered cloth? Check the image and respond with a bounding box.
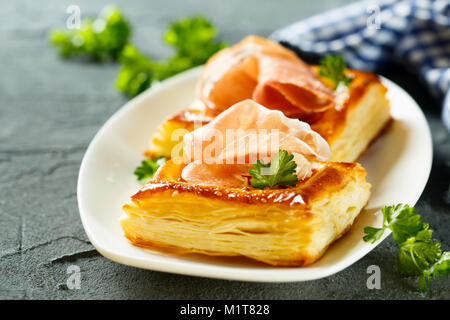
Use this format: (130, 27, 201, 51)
(270, 0, 450, 131)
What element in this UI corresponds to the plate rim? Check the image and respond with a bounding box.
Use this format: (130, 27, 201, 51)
(77, 67, 433, 282)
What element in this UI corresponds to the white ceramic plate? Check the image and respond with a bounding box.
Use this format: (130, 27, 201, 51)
(77, 67, 432, 282)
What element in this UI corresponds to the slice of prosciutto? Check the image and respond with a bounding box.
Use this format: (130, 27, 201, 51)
(197, 35, 336, 116)
(181, 99, 330, 187)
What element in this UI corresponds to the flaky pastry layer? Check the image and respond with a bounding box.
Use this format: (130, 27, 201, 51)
(121, 162, 371, 266)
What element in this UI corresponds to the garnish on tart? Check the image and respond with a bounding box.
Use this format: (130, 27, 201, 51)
(318, 55, 353, 90)
(249, 150, 299, 189)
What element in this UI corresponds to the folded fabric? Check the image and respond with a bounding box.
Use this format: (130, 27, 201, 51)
(270, 0, 450, 131)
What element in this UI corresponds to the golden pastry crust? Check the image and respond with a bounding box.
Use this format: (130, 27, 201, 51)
(144, 109, 213, 158)
(121, 161, 371, 266)
(310, 69, 391, 162)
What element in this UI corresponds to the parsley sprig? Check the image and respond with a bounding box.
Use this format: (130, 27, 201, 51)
(363, 204, 423, 244)
(163, 16, 228, 70)
(134, 157, 166, 183)
(364, 204, 449, 291)
(249, 150, 298, 189)
(319, 55, 353, 89)
(49, 6, 227, 97)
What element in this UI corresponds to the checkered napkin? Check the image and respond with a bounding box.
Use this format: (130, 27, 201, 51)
(270, 0, 450, 130)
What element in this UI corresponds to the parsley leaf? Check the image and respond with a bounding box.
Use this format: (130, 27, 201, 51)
(397, 225, 441, 277)
(363, 204, 449, 291)
(319, 55, 353, 89)
(163, 16, 228, 68)
(249, 150, 298, 189)
(134, 157, 166, 183)
(49, 5, 131, 61)
(115, 44, 158, 98)
(363, 204, 423, 244)
(421, 251, 450, 291)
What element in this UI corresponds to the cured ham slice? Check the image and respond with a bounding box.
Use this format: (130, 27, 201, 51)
(181, 99, 330, 187)
(197, 36, 336, 116)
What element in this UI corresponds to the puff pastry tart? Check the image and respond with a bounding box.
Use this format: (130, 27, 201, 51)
(122, 100, 371, 266)
(145, 36, 391, 162)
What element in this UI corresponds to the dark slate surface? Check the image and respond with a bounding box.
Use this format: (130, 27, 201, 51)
(0, 0, 448, 299)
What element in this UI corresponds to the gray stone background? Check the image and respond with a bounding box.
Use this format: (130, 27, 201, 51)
(0, 0, 449, 299)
